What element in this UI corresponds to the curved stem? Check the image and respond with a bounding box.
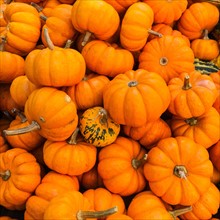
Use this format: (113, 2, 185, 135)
(203, 29, 209, 40)
(81, 31, 92, 47)
(11, 108, 27, 123)
(169, 206, 192, 219)
(76, 206, 118, 220)
(3, 121, 41, 136)
(40, 14, 48, 22)
(67, 127, 79, 145)
(0, 170, 11, 181)
(148, 29, 163, 38)
(30, 2, 43, 12)
(44, 28, 54, 50)
(182, 75, 192, 90)
(132, 154, 148, 169)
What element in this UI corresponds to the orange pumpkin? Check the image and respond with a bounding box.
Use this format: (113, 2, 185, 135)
(139, 35, 195, 83)
(0, 148, 41, 210)
(167, 71, 218, 118)
(142, 0, 188, 25)
(170, 107, 220, 149)
(106, 213, 132, 220)
(209, 141, 220, 172)
(177, 2, 219, 40)
(144, 136, 213, 205)
(98, 136, 147, 196)
(24, 171, 79, 220)
(103, 69, 171, 127)
(0, 135, 9, 153)
(119, 2, 154, 52)
(210, 71, 220, 113)
(81, 40, 134, 78)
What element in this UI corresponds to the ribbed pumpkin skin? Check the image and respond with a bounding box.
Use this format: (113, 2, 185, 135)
(25, 47, 86, 87)
(71, 0, 120, 40)
(120, 2, 154, 51)
(2, 2, 41, 56)
(211, 71, 220, 113)
(177, 2, 219, 40)
(0, 51, 25, 83)
(24, 87, 78, 141)
(139, 35, 195, 83)
(180, 183, 220, 219)
(168, 71, 218, 118)
(0, 148, 41, 210)
(81, 40, 134, 78)
(142, 0, 187, 24)
(103, 69, 170, 127)
(79, 106, 120, 147)
(170, 107, 220, 149)
(98, 136, 147, 196)
(209, 141, 220, 172)
(0, 135, 9, 153)
(24, 171, 79, 220)
(144, 136, 213, 206)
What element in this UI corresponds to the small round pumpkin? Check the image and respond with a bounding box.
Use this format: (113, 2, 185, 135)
(79, 106, 120, 147)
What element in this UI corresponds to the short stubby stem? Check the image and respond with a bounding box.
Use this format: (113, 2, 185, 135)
(182, 75, 192, 90)
(132, 154, 148, 169)
(0, 170, 11, 181)
(173, 165, 188, 179)
(128, 80, 138, 87)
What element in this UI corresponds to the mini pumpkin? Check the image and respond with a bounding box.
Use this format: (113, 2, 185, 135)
(209, 141, 220, 172)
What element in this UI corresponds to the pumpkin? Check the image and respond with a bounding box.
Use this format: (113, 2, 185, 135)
(143, 136, 213, 205)
(3, 87, 78, 141)
(0, 148, 41, 210)
(0, 49, 25, 83)
(123, 118, 172, 149)
(0, 2, 41, 56)
(211, 165, 220, 184)
(210, 71, 220, 113)
(0, 135, 9, 153)
(24, 171, 79, 220)
(79, 106, 120, 147)
(177, 2, 219, 40)
(25, 28, 86, 87)
(43, 128, 97, 175)
(119, 2, 154, 52)
(83, 188, 126, 215)
(103, 69, 171, 127)
(180, 183, 220, 219)
(4, 109, 45, 151)
(167, 71, 218, 118)
(139, 35, 195, 83)
(64, 73, 110, 110)
(81, 40, 134, 78)
(0, 2, 7, 33)
(98, 136, 147, 196)
(40, 4, 77, 48)
(194, 58, 219, 75)
(142, 0, 188, 25)
(106, 213, 132, 220)
(10, 75, 40, 108)
(71, 0, 120, 46)
(43, 190, 118, 220)
(209, 141, 220, 172)
(191, 29, 219, 61)
(127, 191, 192, 219)
(170, 107, 220, 149)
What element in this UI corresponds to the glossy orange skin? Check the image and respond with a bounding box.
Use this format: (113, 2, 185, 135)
(0, 148, 41, 210)
(83, 188, 126, 215)
(71, 0, 120, 41)
(170, 107, 220, 149)
(0, 135, 9, 153)
(209, 141, 220, 172)
(120, 2, 154, 51)
(144, 136, 213, 206)
(24, 171, 79, 220)
(81, 40, 134, 78)
(24, 87, 78, 141)
(143, 0, 187, 24)
(106, 213, 133, 220)
(177, 2, 219, 40)
(211, 71, 220, 113)
(98, 136, 147, 196)
(103, 69, 170, 127)
(180, 183, 220, 219)
(2, 2, 41, 56)
(168, 71, 218, 118)
(139, 35, 195, 83)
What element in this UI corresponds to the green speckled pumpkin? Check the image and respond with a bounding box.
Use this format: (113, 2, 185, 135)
(79, 106, 120, 147)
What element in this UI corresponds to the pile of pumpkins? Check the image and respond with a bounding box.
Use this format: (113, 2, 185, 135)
(0, 0, 220, 219)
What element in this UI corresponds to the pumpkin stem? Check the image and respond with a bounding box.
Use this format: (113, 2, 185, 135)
(148, 29, 163, 38)
(159, 57, 168, 66)
(98, 108, 108, 125)
(44, 28, 55, 50)
(11, 108, 27, 123)
(0, 36, 6, 51)
(132, 154, 148, 169)
(65, 39, 73, 48)
(40, 14, 48, 22)
(203, 29, 209, 40)
(81, 31, 92, 47)
(0, 170, 11, 181)
(185, 117, 198, 126)
(30, 2, 43, 12)
(169, 206, 192, 219)
(2, 121, 41, 136)
(182, 75, 192, 90)
(173, 165, 188, 179)
(128, 80, 138, 87)
(76, 206, 118, 220)
(67, 127, 79, 145)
